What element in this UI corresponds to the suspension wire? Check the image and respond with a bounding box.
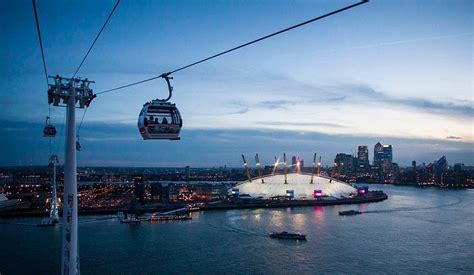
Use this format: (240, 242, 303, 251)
(32, 0, 49, 87)
(33, 0, 54, 158)
(97, 0, 368, 95)
(71, 0, 120, 146)
(72, 0, 120, 78)
(77, 107, 88, 135)
(54, 110, 67, 156)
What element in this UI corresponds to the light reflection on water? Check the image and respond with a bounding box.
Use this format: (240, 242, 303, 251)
(1, 184, 473, 274)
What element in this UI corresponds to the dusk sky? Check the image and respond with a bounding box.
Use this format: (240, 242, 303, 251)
(1, 0, 472, 167)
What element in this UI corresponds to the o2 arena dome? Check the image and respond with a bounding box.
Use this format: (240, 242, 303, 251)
(230, 173, 356, 200)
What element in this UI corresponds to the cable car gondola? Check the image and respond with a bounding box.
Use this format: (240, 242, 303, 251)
(76, 135, 81, 151)
(43, 116, 57, 137)
(137, 74, 182, 140)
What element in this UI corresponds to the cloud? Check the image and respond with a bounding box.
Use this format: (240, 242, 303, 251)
(228, 108, 249, 115)
(225, 74, 473, 118)
(446, 136, 462, 140)
(1, 119, 473, 167)
(256, 121, 346, 128)
(256, 100, 297, 110)
(318, 83, 473, 118)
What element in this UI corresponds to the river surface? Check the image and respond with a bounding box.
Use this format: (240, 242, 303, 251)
(1, 184, 473, 274)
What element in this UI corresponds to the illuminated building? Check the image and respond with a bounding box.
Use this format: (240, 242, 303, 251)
(230, 173, 356, 200)
(334, 153, 356, 175)
(357, 146, 369, 173)
(373, 142, 383, 167)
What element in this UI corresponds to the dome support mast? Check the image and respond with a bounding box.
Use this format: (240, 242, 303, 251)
(255, 154, 264, 183)
(242, 154, 252, 182)
(311, 153, 317, 184)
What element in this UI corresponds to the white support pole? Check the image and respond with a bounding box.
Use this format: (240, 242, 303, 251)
(61, 86, 78, 275)
(50, 157, 59, 221)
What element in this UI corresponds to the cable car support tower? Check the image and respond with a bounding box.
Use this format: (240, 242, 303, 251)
(48, 75, 95, 275)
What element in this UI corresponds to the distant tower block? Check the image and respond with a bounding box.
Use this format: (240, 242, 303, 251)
(185, 166, 191, 182)
(242, 154, 252, 182)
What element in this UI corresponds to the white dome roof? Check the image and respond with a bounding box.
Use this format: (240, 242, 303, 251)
(231, 173, 356, 199)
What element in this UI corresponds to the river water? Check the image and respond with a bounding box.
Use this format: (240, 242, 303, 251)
(1, 184, 473, 274)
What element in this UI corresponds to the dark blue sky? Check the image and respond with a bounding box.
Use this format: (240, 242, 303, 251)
(0, 0, 472, 167)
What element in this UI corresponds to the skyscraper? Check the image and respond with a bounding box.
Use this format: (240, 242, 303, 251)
(357, 146, 369, 172)
(373, 142, 383, 167)
(381, 145, 393, 174)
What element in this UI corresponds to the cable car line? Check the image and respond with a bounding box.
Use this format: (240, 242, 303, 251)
(77, 108, 88, 135)
(97, 0, 368, 95)
(72, 0, 120, 78)
(32, 0, 49, 88)
(32, 0, 56, 139)
(70, 0, 119, 149)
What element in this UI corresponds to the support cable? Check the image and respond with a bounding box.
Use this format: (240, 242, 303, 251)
(32, 0, 49, 87)
(72, 0, 120, 140)
(77, 108, 88, 135)
(97, 0, 368, 95)
(72, 0, 120, 78)
(33, 0, 55, 155)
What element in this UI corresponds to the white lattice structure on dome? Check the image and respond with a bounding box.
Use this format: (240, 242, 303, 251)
(231, 173, 356, 199)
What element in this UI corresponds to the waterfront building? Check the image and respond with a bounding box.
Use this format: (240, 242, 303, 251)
(442, 163, 467, 187)
(133, 176, 145, 202)
(185, 166, 191, 182)
(151, 183, 163, 202)
(433, 156, 448, 185)
(373, 142, 393, 182)
(334, 153, 356, 175)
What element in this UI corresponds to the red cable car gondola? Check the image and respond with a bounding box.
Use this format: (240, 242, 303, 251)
(43, 116, 57, 137)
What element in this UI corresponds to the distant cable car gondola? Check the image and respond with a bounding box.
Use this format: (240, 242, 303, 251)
(138, 74, 182, 140)
(43, 116, 57, 137)
(76, 135, 81, 151)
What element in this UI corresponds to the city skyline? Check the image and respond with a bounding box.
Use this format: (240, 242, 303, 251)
(0, 0, 472, 166)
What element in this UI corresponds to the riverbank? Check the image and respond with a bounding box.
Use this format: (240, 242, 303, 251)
(0, 191, 387, 218)
(201, 191, 387, 211)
